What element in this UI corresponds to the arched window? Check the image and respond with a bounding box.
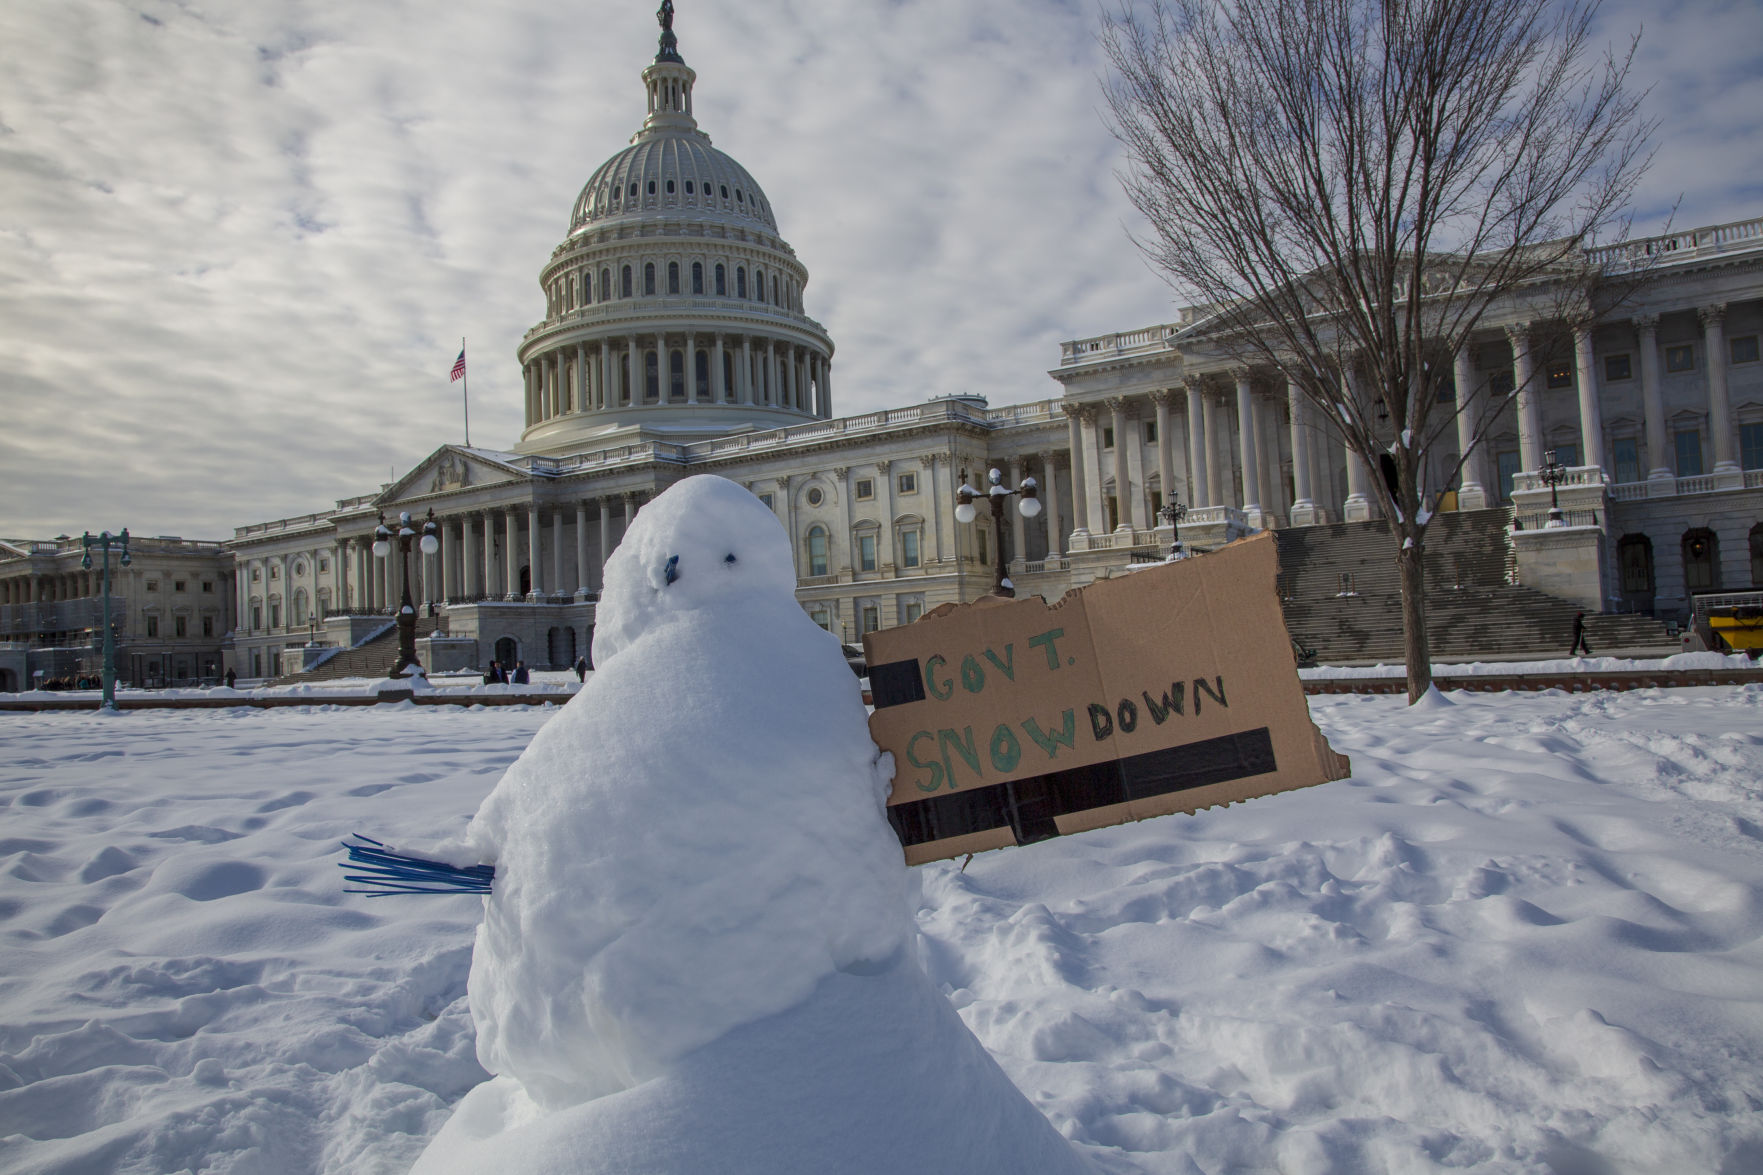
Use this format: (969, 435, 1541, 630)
(754, 268, 765, 300)
(600, 268, 611, 301)
(292, 589, 308, 627)
(645, 350, 660, 401)
(646, 180, 656, 196)
(644, 263, 656, 296)
(665, 179, 675, 195)
(715, 263, 726, 296)
(1683, 529, 1719, 592)
(806, 526, 829, 577)
(771, 274, 779, 305)
(579, 271, 590, 305)
(720, 184, 729, 200)
(692, 262, 704, 294)
(667, 262, 680, 295)
(669, 349, 686, 401)
(695, 349, 710, 400)
(621, 265, 633, 298)
(736, 267, 747, 299)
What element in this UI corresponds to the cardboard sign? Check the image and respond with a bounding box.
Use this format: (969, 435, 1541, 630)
(863, 533, 1350, 864)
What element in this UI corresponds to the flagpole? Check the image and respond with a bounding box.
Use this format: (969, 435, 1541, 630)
(460, 336, 472, 447)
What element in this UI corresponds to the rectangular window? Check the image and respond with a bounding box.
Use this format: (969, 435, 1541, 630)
(1732, 335, 1760, 365)
(758, 492, 774, 510)
(1665, 344, 1695, 373)
(1604, 353, 1632, 381)
(861, 605, 880, 635)
(317, 559, 328, 574)
(202, 581, 213, 593)
(1613, 436, 1640, 484)
(903, 600, 923, 624)
(1102, 427, 1115, 449)
(855, 478, 874, 501)
(977, 529, 989, 565)
(1549, 443, 1578, 468)
(270, 603, 281, 629)
(1741, 422, 1763, 471)
(202, 616, 214, 637)
(251, 605, 262, 631)
(252, 568, 261, 582)
(900, 530, 920, 568)
(1489, 370, 1515, 398)
(146, 615, 159, 638)
(146, 580, 159, 592)
(810, 608, 831, 632)
(1497, 450, 1521, 501)
(1675, 429, 1704, 477)
(896, 472, 917, 495)
(1436, 375, 1456, 404)
(858, 534, 877, 572)
(1545, 361, 1574, 389)
(1143, 420, 1157, 444)
(174, 615, 187, 638)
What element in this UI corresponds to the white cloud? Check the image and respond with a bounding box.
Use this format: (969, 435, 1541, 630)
(0, 0, 1751, 537)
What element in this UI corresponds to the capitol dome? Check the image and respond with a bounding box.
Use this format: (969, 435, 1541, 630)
(514, 7, 835, 455)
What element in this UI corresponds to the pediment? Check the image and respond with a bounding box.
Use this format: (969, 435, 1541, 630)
(380, 446, 528, 505)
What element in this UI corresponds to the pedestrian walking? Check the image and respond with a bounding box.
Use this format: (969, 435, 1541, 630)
(1569, 612, 1592, 657)
(574, 656, 588, 682)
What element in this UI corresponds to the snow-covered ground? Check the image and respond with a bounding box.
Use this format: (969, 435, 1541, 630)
(2, 685, 1761, 1173)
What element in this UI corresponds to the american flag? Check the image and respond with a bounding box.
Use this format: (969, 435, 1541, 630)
(450, 349, 466, 382)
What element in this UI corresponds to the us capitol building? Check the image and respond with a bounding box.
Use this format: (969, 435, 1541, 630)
(5, 10, 1760, 686)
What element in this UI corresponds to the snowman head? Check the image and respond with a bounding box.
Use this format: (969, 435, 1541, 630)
(592, 475, 796, 665)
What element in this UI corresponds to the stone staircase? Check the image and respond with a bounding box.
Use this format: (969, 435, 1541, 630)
(272, 617, 443, 684)
(1274, 509, 1677, 664)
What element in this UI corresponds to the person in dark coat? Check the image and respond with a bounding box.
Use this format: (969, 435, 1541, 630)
(574, 656, 588, 682)
(1569, 612, 1593, 657)
(484, 660, 502, 685)
(224, 667, 237, 689)
(511, 660, 530, 685)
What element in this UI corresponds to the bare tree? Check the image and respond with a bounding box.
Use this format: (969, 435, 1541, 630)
(1102, 0, 1653, 701)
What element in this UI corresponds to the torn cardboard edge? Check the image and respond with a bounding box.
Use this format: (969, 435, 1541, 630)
(863, 533, 1350, 865)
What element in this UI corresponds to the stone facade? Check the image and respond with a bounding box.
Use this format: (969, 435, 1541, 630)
(0, 534, 234, 689)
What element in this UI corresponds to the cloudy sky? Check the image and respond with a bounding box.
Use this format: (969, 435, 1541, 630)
(3, 0, 1759, 538)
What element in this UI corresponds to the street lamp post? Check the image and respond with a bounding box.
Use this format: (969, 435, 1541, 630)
(373, 509, 439, 678)
(1159, 498, 1189, 561)
(80, 528, 130, 710)
(955, 467, 1041, 598)
(1539, 449, 1567, 526)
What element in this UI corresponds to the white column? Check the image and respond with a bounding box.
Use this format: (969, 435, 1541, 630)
(1701, 304, 1739, 475)
(713, 335, 726, 402)
(1079, 407, 1107, 533)
(1153, 391, 1175, 512)
(528, 506, 543, 598)
(876, 462, 896, 568)
(1204, 394, 1228, 508)
(1107, 398, 1130, 530)
(480, 514, 495, 598)
(925, 457, 945, 562)
(1235, 372, 1263, 521)
(1063, 405, 1090, 536)
(1184, 380, 1209, 507)
(1454, 346, 1490, 508)
(551, 508, 565, 598)
(740, 336, 753, 404)
(786, 344, 799, 410)
(1258, 396, 1283, 523)
(575, 343, 586, 413)
(1289, 384, 1319, 524)
(504, 508, 520, 600)
(1508, 324, 1541, 471)
(1040, 452, 1064, 558)
(1571, 325, 1605, 472)
(1125, 406, 1149, 528)
(574, 503, 590, 597)
(1008, 457, 1027, 565)
(1636, 315, 1670, 480)
(598, 498, 612, 590)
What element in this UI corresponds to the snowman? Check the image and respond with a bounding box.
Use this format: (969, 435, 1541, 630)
(411, 475, 1093, 1175)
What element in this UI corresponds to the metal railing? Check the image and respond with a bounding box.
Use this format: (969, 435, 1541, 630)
(1586, 217, 1763, 273)
(1512, 509, 1601, 531)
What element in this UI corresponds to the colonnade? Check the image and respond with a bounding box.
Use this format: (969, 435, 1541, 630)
(522, 334, 831, 427)
(335, 494, 645, 612)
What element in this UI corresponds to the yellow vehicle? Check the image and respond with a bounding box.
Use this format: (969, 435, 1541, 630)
(1706, 607, 1763, 653)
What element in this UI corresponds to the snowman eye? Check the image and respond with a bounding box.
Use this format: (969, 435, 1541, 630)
(724, 553, 737, 564)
